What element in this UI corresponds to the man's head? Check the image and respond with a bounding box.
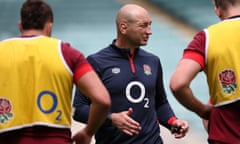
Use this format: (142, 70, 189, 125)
(214, 0, 240, 10)
(19, 0, 53, 36)
(213, 0, 240, 20)
(115, 4, 152, 48)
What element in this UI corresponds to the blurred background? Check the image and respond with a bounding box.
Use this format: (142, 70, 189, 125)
(0, 0, 219, 143)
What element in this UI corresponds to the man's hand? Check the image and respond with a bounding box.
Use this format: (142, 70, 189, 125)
(171, 119, 189, 138)
(72, 128, 92, 144)
(111, 107, 141, 136)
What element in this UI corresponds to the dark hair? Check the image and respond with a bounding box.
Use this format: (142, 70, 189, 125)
(20, 0, 53, 30)
(214, 0, 239, 10)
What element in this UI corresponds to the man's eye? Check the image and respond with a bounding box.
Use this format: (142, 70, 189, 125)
(139, 24, 147, 28)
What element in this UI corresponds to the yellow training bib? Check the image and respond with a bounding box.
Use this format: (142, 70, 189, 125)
(0, 36, 73, 133)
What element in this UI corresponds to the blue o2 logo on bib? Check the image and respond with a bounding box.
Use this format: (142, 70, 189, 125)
(37, 91, 58, 114)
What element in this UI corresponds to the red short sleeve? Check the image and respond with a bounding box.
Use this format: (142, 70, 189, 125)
(73, 64, 93, 83)
(183, 51, 205, 69)
(183, 30, 206, 70)
(61, 42, 93, 83)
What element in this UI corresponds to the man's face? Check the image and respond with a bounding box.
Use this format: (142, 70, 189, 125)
(125, 15, 152, 47)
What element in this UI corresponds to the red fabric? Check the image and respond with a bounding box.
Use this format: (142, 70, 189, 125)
(183, 30, 206, 70)
(184, 30, 206, 56)
(208, 101, 240, 143)
(127, 54, 136, 73)
(74, 63, 93, 83)
(183, 51, 205, 69)
(167, 116, 177, 125)
(61, 42, 93, 83)
(0, 126, 73, 144)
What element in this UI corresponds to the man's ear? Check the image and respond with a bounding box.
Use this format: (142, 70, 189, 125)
(215, 7, 223, 20)
(44, 22, 53, 36)
(119, 22, 127, 34)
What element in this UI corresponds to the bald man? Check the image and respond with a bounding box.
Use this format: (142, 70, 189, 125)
(73, 4, 189, 144)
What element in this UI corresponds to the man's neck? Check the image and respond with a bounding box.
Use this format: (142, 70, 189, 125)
(115, 39, 138, 55)
(21, 29, 47, 37)
(221, 6, 240, 20)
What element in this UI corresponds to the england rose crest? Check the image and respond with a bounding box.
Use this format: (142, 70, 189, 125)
(143, 64, 152, 75)
(218, 69, 237, 94)
(0, 98, 13, 124)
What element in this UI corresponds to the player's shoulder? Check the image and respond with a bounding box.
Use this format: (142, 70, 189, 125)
(139, 48, 159, 59)
(88, 46, 114, 59)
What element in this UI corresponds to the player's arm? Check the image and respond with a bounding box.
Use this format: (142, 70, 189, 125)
(155, 59, 188, 138)
(170, 59, 209, 118)
(62, 43, 111, 140)
(155, 59, 176, 128)
(75, 70, 111, 136)
(169, 30, 212, 120)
